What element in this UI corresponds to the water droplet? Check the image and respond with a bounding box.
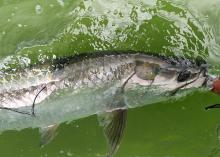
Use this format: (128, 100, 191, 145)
(7, 19, 11, 22)
(49, 4, 54, 8)
(119, 12, 123, 18)
(11, 12, 15, 16)
(140, 6, 146, 12)
(88, 6, 93, 12)
(67, 152, 73, 157)
(59, 150, 64, 154)
(35, 4, 43, 14)
(2, 31, 6, 35)
(57, 0, 64, 7)
(17, 24, 22, 27)
(113, 9, 118, 15)
(76, 106, 80, 110)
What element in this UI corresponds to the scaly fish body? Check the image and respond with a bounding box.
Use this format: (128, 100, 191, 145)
(0, 54, 135, 109)
(0, 52, 210, 156)
(0, 53, 137, 129)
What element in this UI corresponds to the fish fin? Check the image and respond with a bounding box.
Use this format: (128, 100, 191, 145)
(205, 104, 220, 110)
(39, 124, 59, 147)
(98, 109, 127, 157)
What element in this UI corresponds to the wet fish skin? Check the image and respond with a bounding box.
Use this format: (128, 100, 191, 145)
(0, 52, 209, 157)
(0, 52, 208, 122)
(0, 53, 136, 109)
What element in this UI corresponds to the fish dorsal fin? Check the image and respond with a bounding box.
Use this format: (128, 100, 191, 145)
(98, 109, 127, 157)
(39, 124, 59, 147)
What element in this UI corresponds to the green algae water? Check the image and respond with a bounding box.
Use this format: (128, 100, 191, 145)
(1, 0, 220, 156)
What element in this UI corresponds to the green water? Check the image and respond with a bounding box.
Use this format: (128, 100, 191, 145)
(1, 0, 220, 156)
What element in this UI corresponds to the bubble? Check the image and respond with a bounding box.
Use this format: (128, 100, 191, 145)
(140, 6, 146, 12)
(87, 6, 93, 12)
(35, 4, 43, 14)
(17, 24, 22, 27)
(57, 0, 64, 7)
(49, 4, 54, 8)
(76, 106, 80, 110)
(113, 9, 118, 15)
(59, 150, 64, 154)
(67, 152, 73, 157)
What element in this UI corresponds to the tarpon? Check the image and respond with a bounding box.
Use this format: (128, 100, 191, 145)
(0, 52, 210, 157)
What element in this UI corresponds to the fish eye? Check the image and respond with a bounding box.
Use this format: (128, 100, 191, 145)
(177, 70, 191, 82)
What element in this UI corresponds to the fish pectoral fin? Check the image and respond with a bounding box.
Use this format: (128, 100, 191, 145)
(39, 124, 59, 147)
(98, 109, 127, 157)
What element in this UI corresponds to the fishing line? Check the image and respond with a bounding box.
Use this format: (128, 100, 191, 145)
(121, 72, 136, 93)
(32, 85, 47, 116)
(0, 106, 32, 115)
(0, 85, 47, 116)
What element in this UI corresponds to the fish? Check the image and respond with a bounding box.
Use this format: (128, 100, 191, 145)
(0, 51, 210, 157)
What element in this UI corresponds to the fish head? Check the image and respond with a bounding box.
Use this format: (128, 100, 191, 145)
(124, 54, 208, 106)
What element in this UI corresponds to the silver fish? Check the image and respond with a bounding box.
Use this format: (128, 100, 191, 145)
(0, 52, 209, 157)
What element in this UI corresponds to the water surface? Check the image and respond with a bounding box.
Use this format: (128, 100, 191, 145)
(1, 0, 220, 157)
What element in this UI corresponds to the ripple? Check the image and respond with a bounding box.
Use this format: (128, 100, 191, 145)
(0, 0, 216, 74)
